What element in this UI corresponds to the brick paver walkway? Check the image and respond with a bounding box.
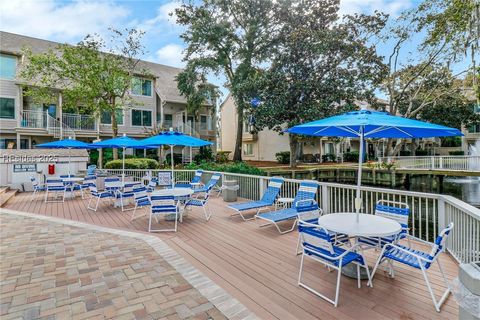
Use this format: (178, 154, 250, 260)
(0, 214, 227, 320)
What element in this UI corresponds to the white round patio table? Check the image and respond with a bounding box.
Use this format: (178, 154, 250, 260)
(317, 213, 401, 280)
(152, 188, 194, 222)
(318, 213, 402, 238)
(61, 177, 84, 199)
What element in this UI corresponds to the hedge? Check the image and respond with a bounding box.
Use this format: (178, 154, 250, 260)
(184, 161, 265, 176)
(343, 151, 359, 162)
(104, 158, 159, 169)
(275, 151, 290, 164)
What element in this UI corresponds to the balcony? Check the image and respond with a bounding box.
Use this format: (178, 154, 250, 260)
(62, 113, 97, 131)
(20, 110, 47, 129)
(242, 132, 258, 142)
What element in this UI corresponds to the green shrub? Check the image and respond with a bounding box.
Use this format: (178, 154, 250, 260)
(441, 136, 462, 147)
(322, 153, 336, 162)
(194, 146, 215, 164)
(105, 158, 159, 169)
(275, 151, 290, 164)
(343, 151, 359, 162)
(399, 150, 411, 156)
(415, 149, 428, 156)
(184, 161, 265, 176)
(215, 151, 231, 163)
(449, 150, 465, 155)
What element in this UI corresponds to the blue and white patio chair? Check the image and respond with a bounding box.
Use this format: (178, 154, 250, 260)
(30, 176, 46, 198)
(358, 200, 410, 249)
(193, 172, 221, 194)
(79, 175, 97, 199)
(86, 183, 113, 212)
(228, 177, 284, 221)
(175, 169, 203, 188)
(184, 179, 215, 222)
(86, 165, 97, 176)
(115, 182, 136, 212)
(44, 179, 67, 203)
(130, 186, 151, 221)
(255, 180, 320, 234)
(104, 177, 121, 192)
(298, 220, 372, 307)
(149, 194, 179, 232)
(295, 209, 350, 255)
(146, 177, 158, 193)
(371, 223, 454, 312)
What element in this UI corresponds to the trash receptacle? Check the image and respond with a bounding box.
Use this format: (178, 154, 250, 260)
(453, 261, 480, 319)
(222, 180, 239, 202)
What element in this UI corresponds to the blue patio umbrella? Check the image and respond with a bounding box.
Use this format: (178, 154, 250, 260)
(140, 130, 213, 185)
(89, 134, 155, 183)
(287, 109, 463, 221)
(36, 137, 94, 176)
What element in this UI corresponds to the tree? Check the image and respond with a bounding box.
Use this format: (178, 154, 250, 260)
(20, 28, 146, 159)
(381, 4, 479, 155)
(253, 0, 387, 167)
(174, 0, 279, 161)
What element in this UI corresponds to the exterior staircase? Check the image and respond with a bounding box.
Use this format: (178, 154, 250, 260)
(47, 114, 76, 139)
(0, 187, 18, 208)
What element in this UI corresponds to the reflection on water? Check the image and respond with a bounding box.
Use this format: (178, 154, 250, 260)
(443, 177, 480, 207)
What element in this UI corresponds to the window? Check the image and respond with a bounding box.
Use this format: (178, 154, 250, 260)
(0, 138, 28, 149)
(0, 54, 16, 79)
(0, 97, 15, 119)
(131, 77, 152, 96)
(200, 115, 207, 130)
(101, 109, 124, 125)
(243, 143, 254, 156)
(164, 114, 173, 128)
(132, 109, 152, 126)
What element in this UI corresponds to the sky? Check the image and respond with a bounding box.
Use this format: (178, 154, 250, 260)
(0, 0, 440, 102)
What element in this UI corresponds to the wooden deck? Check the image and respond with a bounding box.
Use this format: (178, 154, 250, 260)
(4, 192, 459, 319)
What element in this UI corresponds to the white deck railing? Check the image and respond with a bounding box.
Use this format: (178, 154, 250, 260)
(21, 110, 47, 129)
(379, 155, 480, 171)
(101, 168, 480, 264)
(62, 113, 96, 131)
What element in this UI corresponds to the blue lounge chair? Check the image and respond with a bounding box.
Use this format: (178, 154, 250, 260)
(358, 200, 410, 249)
(298, 220, 371, 307)
(193, 172, 221, 194)
(228, 177, 284, 221)
(371, 223, 454, 312)
(255, 180, 319, 234)
(175, 169, 203, 188)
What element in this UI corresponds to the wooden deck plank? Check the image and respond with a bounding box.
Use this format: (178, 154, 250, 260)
(3, 192, 459, 320)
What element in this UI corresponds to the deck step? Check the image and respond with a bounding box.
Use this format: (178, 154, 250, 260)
(0, 187, 8, 195)
(0, 189, 18, 208)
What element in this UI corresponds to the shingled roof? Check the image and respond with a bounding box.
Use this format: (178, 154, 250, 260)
(0, 31, 187, 103)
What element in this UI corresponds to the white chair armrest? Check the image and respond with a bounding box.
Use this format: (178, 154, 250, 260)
(383, 243, 433, 263)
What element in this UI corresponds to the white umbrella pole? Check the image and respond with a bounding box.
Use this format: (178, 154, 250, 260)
(122, 147, 125, 184)
(355, 126, 364, 222)
(68, 148, 71, 176)
(170, 145, 174, 187)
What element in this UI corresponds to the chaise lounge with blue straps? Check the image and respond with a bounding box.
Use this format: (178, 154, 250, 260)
(255, 180, 320, 234)
(228, 177, 284, 221)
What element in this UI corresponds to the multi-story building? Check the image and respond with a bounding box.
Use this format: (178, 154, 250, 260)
(0, 31, 216, 162)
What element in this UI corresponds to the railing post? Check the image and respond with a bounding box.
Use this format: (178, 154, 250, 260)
(430, 156, 435, 170)
(437, 197, 446, 235)
(320, 184, 329, 214)
(439, 156, 443, 169)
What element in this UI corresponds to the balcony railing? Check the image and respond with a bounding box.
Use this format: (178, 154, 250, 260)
(101, 168, 480, 264)
(62, 113, 97, 131)
(379, 155, 480, 171)
(21, 110, 47, 129)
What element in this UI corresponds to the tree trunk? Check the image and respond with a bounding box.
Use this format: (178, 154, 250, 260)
(111, 99, 118, 160)
(233, 103, 244, 162)
(289, 134, 298, 168)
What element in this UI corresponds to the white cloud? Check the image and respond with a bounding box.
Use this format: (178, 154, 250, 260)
(137, 1, 180, 33)
(339, 0, 411, 16)
(0, 0, 129, 42)
(156, 43, 185, 67)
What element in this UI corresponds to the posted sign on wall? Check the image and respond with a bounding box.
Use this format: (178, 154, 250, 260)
(157, 171, 172, 186)
(13, 164, 37, 172)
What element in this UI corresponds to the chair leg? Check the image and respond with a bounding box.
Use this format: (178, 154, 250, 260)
(44, 190, 48, 203)
(202, 205, 211, 221)
(334, 265, 342, 307)
(370, 246, 387, 280)
(296, 234, 302, 255)
(357, 264, 361, 288)
(421, 262, 450, 312)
